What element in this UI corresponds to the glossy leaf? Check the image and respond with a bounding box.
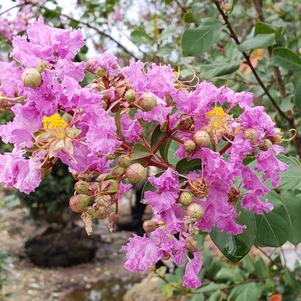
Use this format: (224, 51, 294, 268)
(279, 191, 301, 245)
(272, 47, 301, 71)
(181, 25, 222, 57)
(130, 144, 151, 161)
(166, 140, 180, 165)
(278, 155, 301, 190)
(176, 158, 202, 174)
(239, 34, 275, 51)
(210, 207, 256, 262)
(255, 190, 289, 247)
(228, 283, 263, 301)
(199, 61, 240, 78)
(255, 22, 282, 39)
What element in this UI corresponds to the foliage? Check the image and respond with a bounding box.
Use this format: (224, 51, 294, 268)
(158, 245, 301, 301)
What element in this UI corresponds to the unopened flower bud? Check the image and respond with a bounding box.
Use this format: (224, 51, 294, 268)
(96, 67, 107, 77)
(269, 128, 283, 144)
(179, 191, 193, 206)
(111, 166, 125, 177)
(69, 194, 90, 213)
(143, 220, 157, 233)
(95, 205, 109, 219)
(260, 139, 273, 151)
(117, 154, 131, 168)
(193, 130, 211, 147)
(126, 163, 147, 184)
(102, 179, 119, 194)
(74, 180, 89, 194)
(186, 203, 204, 220)
(125, 89, 136, 102)
(184, 140, 196, 153)
(177, 114, 194, 131)
(21, 68, 42, 88)
(85, 206, 96, 219)
(244, 128, 259, 143)
(138, 93, 157, 111)
(36, 60, 49, 73)
(185, 236, 198, 252)
(95, 195, 111, 207)
(160, 121, 168, 133)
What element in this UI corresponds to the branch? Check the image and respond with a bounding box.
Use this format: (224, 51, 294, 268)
(213, 0, 290, 123)
(0, 4, 23, 17)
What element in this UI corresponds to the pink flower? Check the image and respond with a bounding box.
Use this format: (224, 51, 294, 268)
(255, 148, 287, 187)
(120, 114, 142, 142)
(183, 251, 202, 289)
(123, 234, 162, 272)
(0, 151, 41, 193)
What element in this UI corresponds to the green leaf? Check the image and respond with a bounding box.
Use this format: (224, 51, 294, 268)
(272, 47, 301, 71)
(279, 191, 301, 245)
(208, 290, 222, 301)
(131, 144, 151, 161)
(228, 283, 263, 301)
(196, 283, 227, 293)
(254, 256, 269, 278)
(176, 158, 202, 174)
(199, 61, 240, 78)
(278, 155, 301, 190)
(210, 207, 256, 262)
(242, 255, 256, 274)
(295, 80, 301, 110)
(215, 267, 244, 283)
(184, 12, 197, 23)
(131, 28, 152, 45)
(181, 25, 222, 57)
(255, 190, 289, 247)
(255, 22, 282, 39)
(166, 140, 180, 165)
(188, 294, 204, 301)
(239, 34, 275, 51)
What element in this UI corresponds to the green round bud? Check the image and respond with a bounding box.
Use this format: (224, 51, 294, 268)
(244, 128, 258, 143)
(69, 194, 90, 213)
(260, 139, 273, 151)
(179, 191, 193, 206)
(193, 130, 211, 147)
(138, 92, 157, 111)
(117, 154, 131, 168)
(111, 166, 125, 177)
(186, 203, 204, 220)
(185, 236, 198, 252)
(103, 179, 119, 194)
(126, 163, 147, 184)
(143, 220, 157, 233)
(21, 68, 42, 88)
(184, 140, 196, 153)
(96, 67, 107, 77)
(125, 89, 136, 102)
(74, 180, 89, 194)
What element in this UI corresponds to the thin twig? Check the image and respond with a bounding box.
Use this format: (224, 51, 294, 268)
(213, 0, 290, 123)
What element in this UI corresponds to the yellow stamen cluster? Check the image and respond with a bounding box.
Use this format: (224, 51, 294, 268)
(206, 107, 226, 118)
(206, 107, 227, 130)
(43, 113, 67, 129)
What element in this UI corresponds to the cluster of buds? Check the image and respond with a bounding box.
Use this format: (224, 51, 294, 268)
(69, 155, 147, 234)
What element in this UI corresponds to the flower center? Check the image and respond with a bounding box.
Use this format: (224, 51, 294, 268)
(43, 113, 67, 129)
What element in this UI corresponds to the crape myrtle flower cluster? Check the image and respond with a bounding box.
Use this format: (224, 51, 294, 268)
(0, 0, 44, 41)
(0, 18, 287, 289)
